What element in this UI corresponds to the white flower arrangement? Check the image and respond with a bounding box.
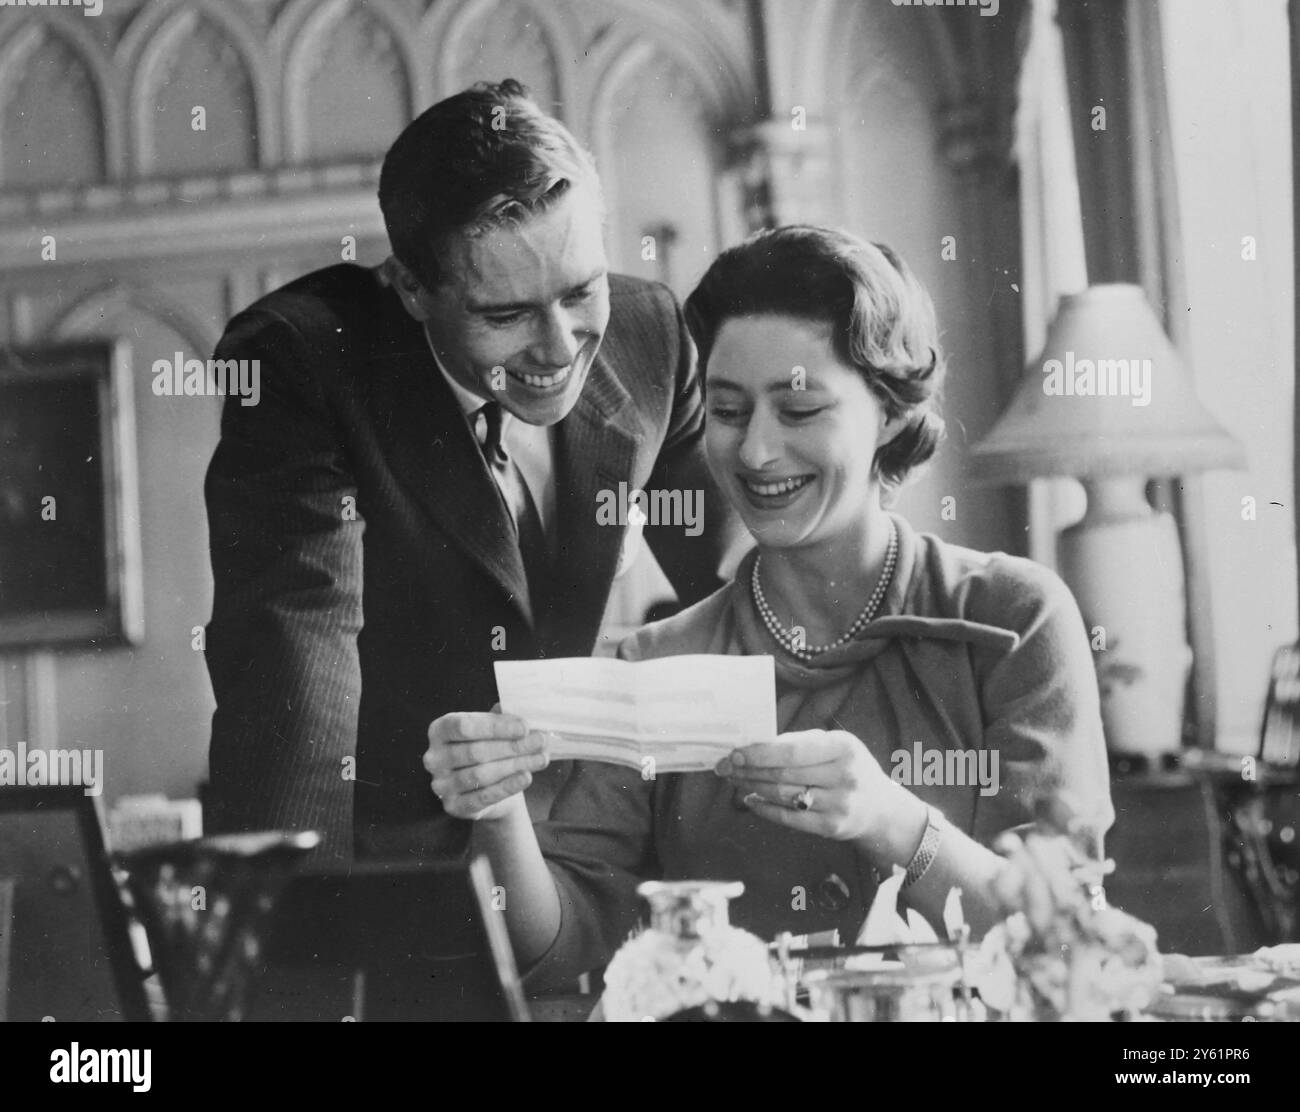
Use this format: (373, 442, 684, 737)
(972, 906, 1163, 1020)
(602, 923, 783, 1022)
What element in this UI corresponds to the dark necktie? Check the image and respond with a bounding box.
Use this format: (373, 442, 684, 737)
(478, 402, 548, 610)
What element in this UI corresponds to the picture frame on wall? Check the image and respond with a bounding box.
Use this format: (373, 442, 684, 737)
(0, 340, 144, 650)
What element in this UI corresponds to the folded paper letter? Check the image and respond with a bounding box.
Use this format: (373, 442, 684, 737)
(494, 655, 777, 773)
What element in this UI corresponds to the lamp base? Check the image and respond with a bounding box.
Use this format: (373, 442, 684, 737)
(1057, 478, 1192, 759)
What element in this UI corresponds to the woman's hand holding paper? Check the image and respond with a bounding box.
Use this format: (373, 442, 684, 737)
(716, 728, 923, 852)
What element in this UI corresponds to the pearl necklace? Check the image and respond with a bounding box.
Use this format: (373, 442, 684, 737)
(751, 521, 899, 662)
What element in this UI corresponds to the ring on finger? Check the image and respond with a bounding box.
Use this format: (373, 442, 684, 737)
(792, 786, 815, 812)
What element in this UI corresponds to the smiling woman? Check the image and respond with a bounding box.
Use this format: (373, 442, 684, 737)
(440, 225, 1114, 992)
(686, 229, 946, 652)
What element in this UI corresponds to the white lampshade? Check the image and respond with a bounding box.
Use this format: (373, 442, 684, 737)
(971, 285, 1245, 482)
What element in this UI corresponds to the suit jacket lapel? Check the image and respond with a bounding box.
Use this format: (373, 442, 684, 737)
(545, 351, 640, 655)
(373, 310, 535, 627)
(371, 287, 642, 642)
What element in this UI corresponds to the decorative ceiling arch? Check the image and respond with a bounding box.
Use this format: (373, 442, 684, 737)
(119, 0, 274, 173)
(50, 283, 220, 357)
(822, 0, 1028, 172)
(280, 0, 418, 163)
(0, 19, 121, 183)
(423, 0, 578, 121)
(580, 0, 757, 138)
(586, 35, 733, 284)
(819, 0, 965, 111)
(587, 30, 749, 141)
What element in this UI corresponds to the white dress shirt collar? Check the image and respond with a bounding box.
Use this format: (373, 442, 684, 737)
(423, 331, 557, 541)
(426, 332, 491, 423)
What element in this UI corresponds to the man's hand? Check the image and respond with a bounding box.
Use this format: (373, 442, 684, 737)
(424, 710, 552, 822)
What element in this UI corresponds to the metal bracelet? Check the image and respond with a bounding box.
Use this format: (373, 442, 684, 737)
(901, 806, 945, 890)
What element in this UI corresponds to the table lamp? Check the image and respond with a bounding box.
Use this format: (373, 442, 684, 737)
(971, 284, 1245, 759)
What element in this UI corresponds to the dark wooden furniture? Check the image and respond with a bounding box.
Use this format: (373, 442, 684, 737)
(0, 786, 151, 1021)
(1106, 757, 1299, 955)
(254, 856, 529, 1021)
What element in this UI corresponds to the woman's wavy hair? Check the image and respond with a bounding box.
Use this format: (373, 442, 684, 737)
(684, 225, 946, 493)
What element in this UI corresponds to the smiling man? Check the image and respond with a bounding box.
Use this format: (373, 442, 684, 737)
(204, 80, 734, 862)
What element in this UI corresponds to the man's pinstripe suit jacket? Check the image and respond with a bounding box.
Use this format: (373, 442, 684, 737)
(203, 264, 731, 863)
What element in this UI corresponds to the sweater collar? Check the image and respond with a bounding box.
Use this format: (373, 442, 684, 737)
(731, 514, 1020, 689)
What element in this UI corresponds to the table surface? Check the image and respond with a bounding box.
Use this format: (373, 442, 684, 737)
(528, 993, 596, 1022)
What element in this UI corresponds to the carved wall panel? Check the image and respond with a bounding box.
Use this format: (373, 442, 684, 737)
(0, 26, 106, 188)
(0, 0, 757, 270)
(288, 0, 412, 162)
(136, 11, 258, 176)
(443, 0, 562, 112)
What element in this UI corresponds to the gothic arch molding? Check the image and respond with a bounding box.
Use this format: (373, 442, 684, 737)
(421, 0, 579, 119)
(279, 0, 417, 163)
(817, 0, 966, 111)
(119, 0, 274, 173)
(0, 19, 121, 182)
(50, 284, 219, 357)
(593, 0, 754, 125)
